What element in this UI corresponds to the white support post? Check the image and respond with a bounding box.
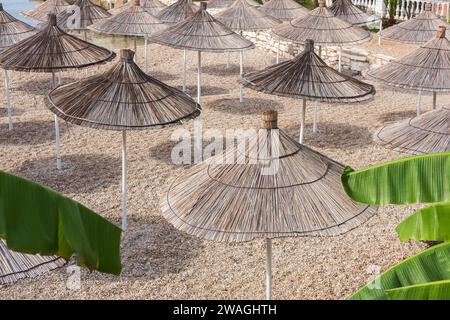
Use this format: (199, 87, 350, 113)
(3, 69, 13, 130)
(313, 100, 318, 133)
(121, 131, 128, 231)
(338, 46, 343, 72)
(300, 98, 306, 144)
(226, 52, 230, 69)
(276, 40, 280, 64)
(52, 72, 62, 170)
(134, 36, 137, 57)
(182, 49, 187, 92)
(195, 51, 202, 162)
(144, 38, 149, 73)
(240, 50, 244, 103)
(378, 19, 383, 45)
(432, 92, 437, 109)
(266, 238, 272, 300)
(416, 90, 422, 116)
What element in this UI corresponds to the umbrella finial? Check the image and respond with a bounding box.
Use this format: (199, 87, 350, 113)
(425, 2, 432, 10)
(261, 111, 278, 129)
(304, 39, 315, 53)
(319, 0, 326, 7)
(120, 49, 135, 62)
(48, 13, 57, 26)
(134, 0, 140, 5)
(200, 2, 207, 10)
(437, 26, 446, 38)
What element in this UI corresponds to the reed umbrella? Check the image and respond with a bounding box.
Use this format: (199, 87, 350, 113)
(366, 26, 450, 116)
(0, 240, 65, 285)
(89, 0, 166, 73)
(215, 0, 281, 102)
(375, 107, 450, 155)
(328, 0, 380, 27)
(161, 110, 377, 299)
(243, 39, 375, 140)
(0, 3, 36, 130)
(208, 0, 260, 8)
(109, 0, 166, 16)
(149, 2, 254, 152)
(47, 49, 201, 231)
(259, 0, 309, 22)
(0, 14, 115, 170)
(272, 0, 371, 71)
(22, 0, 71, 22)
(380, 3, 450, 44)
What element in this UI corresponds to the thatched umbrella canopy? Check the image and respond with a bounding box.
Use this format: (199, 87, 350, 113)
(89, 0, 166, 72)
(243, 39, 375, 140)
(375, 107, 450, 155)
(0, 3, 36, 130)
(328, 0, 380, 26)
(366, 26, 450, 116)
(0, 14, 115, 170)
(208, 0, 260, 8)
(259, 0, 309, 22)
(156, 0, 198, 23)
(22, 0, 71, 22)
(109, 0, 167, 16)
(162, 110, 376, 299)
(47, 49, 200, 230)
(273, 0, 371, 70)
(381, 3, 450, 44)
(0, 240, 65, 285)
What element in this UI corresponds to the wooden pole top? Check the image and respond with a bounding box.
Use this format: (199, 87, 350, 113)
(261, 111, 278, 129)
(48, 13, 57, 26)
(437, 26, 446, 39)
(319, 0, 326, 7)
(120, 49, 135, 62)
(200, 2, 207, 10)
(134, 0, 141, 6)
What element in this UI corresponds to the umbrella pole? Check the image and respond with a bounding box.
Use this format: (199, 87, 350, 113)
(182, 49, 187, 92)
(3, 69, 13, 130)
(84, 31, 87, 41)
(134, 37, 137, 61)
(195, 51, 202, 161)
(226, 52, 230, 69)
(378, 19, 382, 46)
(276, 40, 280, 64)
(433, 92, 437, 109)
(338, 46, 342, 72)
(416, 90, 422, 116)
(240, 50, 244, 103)
(121, 131, 128, 231)
(265, 238, 272, 300)
(313, 100, 318, 133)
(144, 38, 148, 73)
(300, 98, 306, 144)
(52, 72, 62, 170)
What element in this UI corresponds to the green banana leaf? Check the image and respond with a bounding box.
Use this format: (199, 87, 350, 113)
(0, 171, 122, 275)
(341, 152, 450, 205)
(350, 242, 450, 300)
(387, 280, 450, 300)
(397, 202, 450, 242)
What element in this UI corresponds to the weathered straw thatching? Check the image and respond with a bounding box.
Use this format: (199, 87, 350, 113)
(89, 0, 166, 36)
(51, 0, 111, 31)
(366, 27, 450, 93)
(375, 107, 450, 155)
(259, 0, 309, 22)
(215, 0, 281, 32)
(156, 0, 198, 23)
(22, 0, 71, 22)
(208, 0, 260, 8)
(47, 49, 200, 130)
(161, 110, 376, 242)
(0, 3, 36, 52)
(243, 40, 375, 102)
(273, 0, 371, 45)
(0, 14, 115, 72)
(0, 240, 65, 285)
(109, 0, 166, 16)
(149, 2, 255, 52)
(381, 3, 450, 43)
(328, 0, 380, 26)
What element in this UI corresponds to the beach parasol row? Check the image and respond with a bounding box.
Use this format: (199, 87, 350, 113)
(47, 49, 201, 231)
(162, 110, 377, 299)
(243, 39, 375, 141)
(0, 13, 115, 170)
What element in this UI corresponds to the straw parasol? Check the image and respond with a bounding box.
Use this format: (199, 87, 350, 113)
(47, 49, 201, 231)
(366, 26, 450, 116)
(156, 0, 198, 23)
(375, 107, 450, 155)
(273, 0, 371, 70)
(22, 0, 71, 22)
(89, 0, 166, 72)
(243, 39, 375, 140)
(259, 0, 309, 22)
(215, 0, 281, 102)
(380, 3, 450, 44)
(0, 240, 65, 285)
(149, 2, 254, 152)
(0, 3, 36, 130)
(328, 0, 380, 27)
(0, 14, 115, 170)
(109, 0, 167, 16)
(161, 110, 377, 299)
(208, 0, 260, 8)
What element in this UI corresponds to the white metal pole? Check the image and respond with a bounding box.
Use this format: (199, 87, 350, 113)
(226, 52, 230, 69)
(121, 131, 128, 231)
(134, 36, 137, 56)
(313, 100, 318, 133)
(338, 46, 343, 72)
(195, 51, 202, 161)
(144, 38, 148, 73)
(266, 238, 272, 300)
(52, 72, 62, 170)
(84, 31, 87, 41)
(3, 69, 13, 130)
(183, 49, 187, 92)
(378, 19, 383, 45)
(276, 40, 280, 64)
(240, 49, 244, 103)
(300, 98, 306, 144)
(416, 90, 422, 116)
(433, 92, 437, 109)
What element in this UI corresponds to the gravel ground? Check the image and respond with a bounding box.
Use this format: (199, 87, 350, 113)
(0, 40, 443, 300)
